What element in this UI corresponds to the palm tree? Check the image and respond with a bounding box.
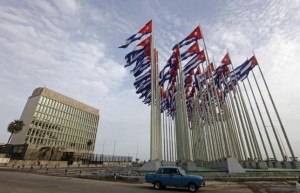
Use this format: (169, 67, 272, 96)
(86, 140, 93, 165)
(7, 120, 25, 144)
(87, 140, 93, 154)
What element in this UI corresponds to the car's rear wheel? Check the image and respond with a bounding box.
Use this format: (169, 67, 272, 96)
(153, 181, 161, 190)
(188, 182, 198, 192)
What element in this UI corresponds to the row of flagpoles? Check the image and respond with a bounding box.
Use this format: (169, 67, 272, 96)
(119, 20, 296, 162)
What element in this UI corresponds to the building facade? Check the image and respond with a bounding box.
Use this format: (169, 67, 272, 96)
(10, 87, 100, 159)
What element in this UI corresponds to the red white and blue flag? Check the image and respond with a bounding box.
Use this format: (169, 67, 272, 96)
(239, 56, 258, 81)
(180, 41, 200, 61)
(131, 55, 151, 76)
(173, 26, 203, 50)
(119, 20, 152, 48)
(183, 50, 206, 75)
(124, 36, 151, 67)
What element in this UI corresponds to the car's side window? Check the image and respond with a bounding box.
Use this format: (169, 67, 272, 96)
(170, 168, 179, 175)
(163, 168, 170, 174)
(157, 169, 163, 174)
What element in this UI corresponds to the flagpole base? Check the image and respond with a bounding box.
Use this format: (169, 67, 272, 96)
(140, 160, 161, 171)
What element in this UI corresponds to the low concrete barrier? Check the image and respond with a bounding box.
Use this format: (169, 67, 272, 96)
(0, 158, 10, 164)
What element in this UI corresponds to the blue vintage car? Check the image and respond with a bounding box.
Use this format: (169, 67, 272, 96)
(145, 166, 205, 192)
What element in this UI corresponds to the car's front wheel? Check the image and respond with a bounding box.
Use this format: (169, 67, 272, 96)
(153, 181, 161, 190)
(187, 182, 198, 192)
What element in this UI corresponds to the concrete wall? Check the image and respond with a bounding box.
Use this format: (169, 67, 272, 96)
(0, 158, 10, 164)
(0, 160, 132, 167)
(10, 95, 40, 144)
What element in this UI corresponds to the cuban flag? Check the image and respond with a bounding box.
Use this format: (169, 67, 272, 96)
(160, 67, 177, 86)
(159, 46, 180, 79)
(134, 77, 150, 89)
(124, 36, 151, 67)
(133, 63, 151, 77)
(221, 53, 232, 65)
(131, 56, 151, 76)
(180, 42, 200, 61)
(204, 63, 215, 78)
(194, 73, 206, 90)
(183, 50, 206, 75)
(125, 45, 150, 67)
(136, 81, 151, 94)
(228, 59, 250, 85)
(173, 26, 203, 50)
(239, 56, 258, 81)
(134, 70, 151, 86)
(159, 58, 179, 85)
(132, 55, 151, 71)
(184, 75, 194, 87)
(119, 20, 152, 48)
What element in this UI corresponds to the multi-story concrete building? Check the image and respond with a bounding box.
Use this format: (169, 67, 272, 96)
(10, 87, 100, 159)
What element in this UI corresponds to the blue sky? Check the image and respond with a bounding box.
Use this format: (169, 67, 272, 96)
(0, 0, 299, 161)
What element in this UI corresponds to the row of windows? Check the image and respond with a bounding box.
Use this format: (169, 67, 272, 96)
(36, 104, 98, 127)
(39, 96, 99, 123)
(25, 136, 94, 151)
(27, 126, 95, 142)
(31, 119, 96, 136)
(29, 119, 96, 141)
(33, 112, 97, 134)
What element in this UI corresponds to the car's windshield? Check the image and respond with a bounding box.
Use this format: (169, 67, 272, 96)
(179, 168, 186, 175)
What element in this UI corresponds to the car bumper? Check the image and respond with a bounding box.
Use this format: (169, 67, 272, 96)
(200, 181, 205, 187)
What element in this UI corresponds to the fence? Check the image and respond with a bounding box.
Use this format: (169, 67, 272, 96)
(76, 154, 132, 164)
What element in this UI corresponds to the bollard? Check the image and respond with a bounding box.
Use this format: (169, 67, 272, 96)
(79, 170, 82, 177)
(64, 168, 68, 176)
(114, 172, 117, 181)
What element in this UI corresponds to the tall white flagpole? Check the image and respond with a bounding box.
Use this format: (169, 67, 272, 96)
(254, 54, 295, 160)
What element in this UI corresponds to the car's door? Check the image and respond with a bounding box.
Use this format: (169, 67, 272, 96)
(155, 168, 170, 186)
(169, 168, 184, 187)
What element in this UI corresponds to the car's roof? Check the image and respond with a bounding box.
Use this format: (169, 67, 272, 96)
(159, 166, 181, 169)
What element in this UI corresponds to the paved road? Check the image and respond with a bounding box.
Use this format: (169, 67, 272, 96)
(0, 171, 297, 193)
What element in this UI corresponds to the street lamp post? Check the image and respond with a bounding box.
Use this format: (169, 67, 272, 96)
(101, 138, 108, 162)
(135, 139, 140, 162)
(112, 140, 116, 162)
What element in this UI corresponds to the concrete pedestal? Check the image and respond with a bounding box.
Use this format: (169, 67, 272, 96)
(257, 161, 268, 169)
(273, 161, 282, 168)
(186, 162, 197, 171)
(267, 161, 274, 168)
(249, 162, 257, 169)
(243, 161, 250, 168)
(202, 157, 245, 173)
(140, 160, 161, 171)
(282, 161, 291, 169)
(291, 161, 300, 169)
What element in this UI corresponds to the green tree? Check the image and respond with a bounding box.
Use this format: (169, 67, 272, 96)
(7, 120, 25, 144)
(87, 140, 93, 153)
(86, 140, 93, 165)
